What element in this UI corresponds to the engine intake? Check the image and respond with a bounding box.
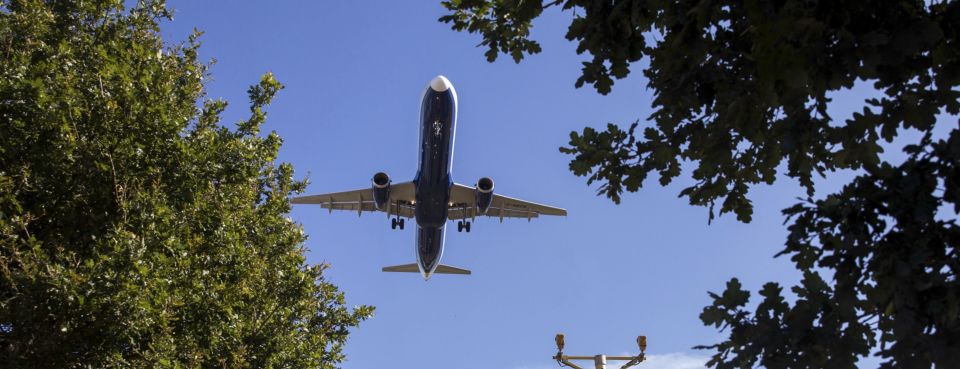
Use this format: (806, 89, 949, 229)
(372, 172, 391, 210)
(475, 177, 494, 214)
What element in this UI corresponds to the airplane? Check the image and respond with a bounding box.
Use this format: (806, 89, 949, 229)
(292, 75, 566, 280)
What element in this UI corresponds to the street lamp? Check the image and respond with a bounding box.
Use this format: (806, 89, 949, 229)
(553, 334, 647, 369)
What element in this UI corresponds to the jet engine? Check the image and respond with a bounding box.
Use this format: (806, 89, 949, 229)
(372, 172, 391, 210)
(475, 177, 494, 214)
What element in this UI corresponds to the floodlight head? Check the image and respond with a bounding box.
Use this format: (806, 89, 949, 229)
(555, 333, 565, 351)
(637, 336, 647, 353)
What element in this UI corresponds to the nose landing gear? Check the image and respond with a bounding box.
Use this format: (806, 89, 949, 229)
(457, 220, 472, 233)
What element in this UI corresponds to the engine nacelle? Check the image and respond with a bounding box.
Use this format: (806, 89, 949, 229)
(475, 177, 494, 214)
(371, 172, 391, 210)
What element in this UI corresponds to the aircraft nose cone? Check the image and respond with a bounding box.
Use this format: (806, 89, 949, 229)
(429, 75, 452, 92)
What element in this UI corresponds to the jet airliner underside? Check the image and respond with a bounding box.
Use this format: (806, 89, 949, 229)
(292, 76, 566, 280)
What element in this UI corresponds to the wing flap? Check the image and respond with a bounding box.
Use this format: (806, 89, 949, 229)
(447, 206, 541, 221)
(320, 202, 377, 212)
(486, 206, 541, 221)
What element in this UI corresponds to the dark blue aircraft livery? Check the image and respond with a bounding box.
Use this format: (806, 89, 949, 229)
(292, 76, 566, 280)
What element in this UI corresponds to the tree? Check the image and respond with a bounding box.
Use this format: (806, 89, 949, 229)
(440, 0, 959, 367)
(0, 1, 371, 368)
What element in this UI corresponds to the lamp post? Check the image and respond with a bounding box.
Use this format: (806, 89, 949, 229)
(553, 334, 647, 369)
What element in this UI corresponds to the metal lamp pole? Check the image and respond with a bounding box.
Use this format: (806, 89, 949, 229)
(552, 334, 647, 369)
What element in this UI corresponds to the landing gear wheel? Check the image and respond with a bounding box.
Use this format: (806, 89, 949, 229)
(391, 218, 397, 229)
(465, 221, 471, 233)
(457, 221, 464, 232)
(399, 218, 405, 230)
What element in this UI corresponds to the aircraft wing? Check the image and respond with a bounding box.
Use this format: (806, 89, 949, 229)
(447, 183, 567, 222)
(291, 181, 416, 218)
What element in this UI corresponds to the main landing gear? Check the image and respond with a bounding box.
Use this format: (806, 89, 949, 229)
(457, 220, 472, 233)
(390, 199, 405, 230)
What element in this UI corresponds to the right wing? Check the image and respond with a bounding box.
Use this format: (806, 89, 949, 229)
(291, 181, 416, 218)
(447, 183, 567, 221)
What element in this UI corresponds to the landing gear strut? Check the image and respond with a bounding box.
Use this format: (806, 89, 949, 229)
(390, 200, 405, 230)
(457, 220, 472, 233)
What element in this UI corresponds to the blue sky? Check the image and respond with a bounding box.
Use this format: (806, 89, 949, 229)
(159, 3, 952, 369)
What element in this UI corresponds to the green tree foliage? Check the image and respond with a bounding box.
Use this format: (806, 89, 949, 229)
(0, 1, 372, 368)
(697, 131, 959, 368)
(441, 0, 958, 367)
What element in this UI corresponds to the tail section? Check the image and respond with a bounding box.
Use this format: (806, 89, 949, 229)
(381, 263, 471, 275)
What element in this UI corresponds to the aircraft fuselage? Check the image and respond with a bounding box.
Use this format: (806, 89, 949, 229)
(412, 76, 457, 278)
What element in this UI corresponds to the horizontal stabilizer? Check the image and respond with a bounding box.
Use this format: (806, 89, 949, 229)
(380, 263, 471, 275)
(382, 263, 420, 273)
(435, 264, 471, 275)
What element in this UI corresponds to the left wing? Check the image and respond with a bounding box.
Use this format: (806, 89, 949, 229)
(291, 181, 416, 218)
(447, 183, 566, 222)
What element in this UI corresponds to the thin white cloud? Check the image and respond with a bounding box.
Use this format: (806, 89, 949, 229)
(516, 352, 708, 369)
(643, 352, 709, 369)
